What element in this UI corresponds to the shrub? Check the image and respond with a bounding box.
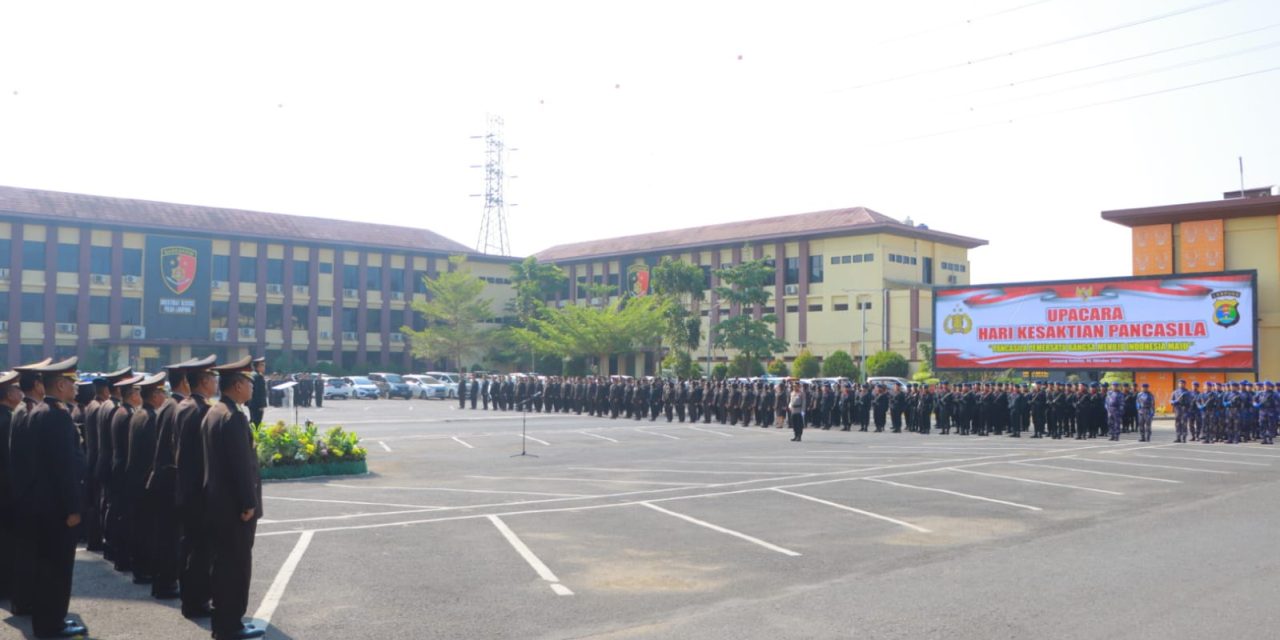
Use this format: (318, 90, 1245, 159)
(865, 350, 909, 378)
(821, 350, 857, 379)
(791, 349, 820, 379)
(252, 420, 368, 468)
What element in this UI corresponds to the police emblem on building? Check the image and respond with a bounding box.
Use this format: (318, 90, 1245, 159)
(943, 305, 973, 335)
(161, 246, 198, 295)
(627, 263, 650, 297)
(1211, 290, 1241, 328)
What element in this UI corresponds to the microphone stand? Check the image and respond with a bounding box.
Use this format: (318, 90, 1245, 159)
(512, 391, 544, 458)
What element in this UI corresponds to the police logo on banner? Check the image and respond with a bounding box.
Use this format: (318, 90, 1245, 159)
(628, 264, 650, 297)
(1212, 290, 1241, 328)
(161, 246, 198, 295)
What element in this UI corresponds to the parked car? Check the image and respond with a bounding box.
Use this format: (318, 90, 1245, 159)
(867, 376, 911, 391)
(323, 377, 354, 400)
(404, 374, 449, 399)
(344, 376, 382, 399)
(368, 372, 414, 399)
(424, 371, 461, 398)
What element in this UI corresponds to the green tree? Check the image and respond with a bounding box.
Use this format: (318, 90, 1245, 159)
(822, 350, 857, 379)
(865, 350, 909, 377)
(507, 256, 566, 327)
(767, 359, 789, 377)
(711, 259, 788, 371)
(403, 255, 493, 372)
(663, 350, 701, 380)
(728, 353, 765, 378)
(651, 257, 707, 355)
(791, 348, 820, 378)
(510, 295, 667, 375)
(711, 362, 729, 380)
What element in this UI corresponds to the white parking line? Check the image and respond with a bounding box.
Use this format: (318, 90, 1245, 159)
(580, 431, 619, 443)
(640, 502, 801, 556)
(688, 426, 733, 438)
(569, 466, 795, 476)
(772, 488, 931, 533)
(468, 475, 704, 487)
(1010, 462, 1181, 484)
(635, 428, 680, 440)
(452, 436, 475, 449)
(863, 477, 1043, 511)
(947, 468, 1123, 496)
(1064, 456, 1233, 474)
(378, 441, 392, 452)
(1132, 453, 1269, 467)
(264, 496, 448, 509)
(252, 530, 314, 628)
(519, 434, 551, 446)
(1160, 447, 1280, 459)
(487, 515, 573, 596)
(325, 484, 589, 498)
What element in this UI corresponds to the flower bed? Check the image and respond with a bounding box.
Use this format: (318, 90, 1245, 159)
(252, 421, 369, 480)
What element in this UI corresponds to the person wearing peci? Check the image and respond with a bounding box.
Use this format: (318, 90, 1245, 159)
(202, 356, 266, 640)
(247, 357, 267, 427)
(0, 371, 22, 608)
(175, 355, 218, 620)
(150, 358, 204, 601)
(109, 373, 145, 573)
(7, 357, 53, 616)
(125, 371, 168, 585)
(94, 366, 132, 564)
(24, 357, 90, 638)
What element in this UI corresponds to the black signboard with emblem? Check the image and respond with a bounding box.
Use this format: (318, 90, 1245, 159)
(144, 235, 212, 339)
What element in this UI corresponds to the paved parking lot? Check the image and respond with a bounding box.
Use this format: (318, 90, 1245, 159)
(11, 398, 1280, 639)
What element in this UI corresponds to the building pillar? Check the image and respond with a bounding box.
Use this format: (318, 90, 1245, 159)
(77, 230, 91, 361)
(380, 257, 392, 366)
(332, 248, 344, 366)
(110, 230, 123, 345)
(282, 244, 294, 354)
(356, 251, 368, 369)
(255, 245, 267, 356)
(7, 223, 23, 366)
(43, 230, 57, 354)
(773, 242, 785, 341)
(798, 240, 809, 346)
(227, 240, 241, 344)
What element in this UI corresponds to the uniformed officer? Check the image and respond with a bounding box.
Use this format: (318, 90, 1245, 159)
(126, 372, 168, 585)
(1135, 383, 1155, 442)
(1171, 380, 1190, 443)
(247, 357, 268, 427)
(7, 358, 52, 616)
(23, 357, 90, 639)
(151, 358, 205, 600)
(95, 366, 132, 563)
(176, 356, 219, 620)
(202, 357, 266, 640)
(0, 371, 21, 606)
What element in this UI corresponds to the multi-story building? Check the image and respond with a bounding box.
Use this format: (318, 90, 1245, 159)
(0, 185, 517, 373)
(534, 206, 986, 375)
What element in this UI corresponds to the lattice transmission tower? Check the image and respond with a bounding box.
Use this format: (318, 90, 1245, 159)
(472, 114, 513, 256)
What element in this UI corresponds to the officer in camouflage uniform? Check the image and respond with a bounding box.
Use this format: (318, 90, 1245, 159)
(1135, 383, 1155, 442)
(1256, 381, 1276, 445)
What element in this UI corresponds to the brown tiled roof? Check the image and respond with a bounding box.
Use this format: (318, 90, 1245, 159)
(533, 206, 987, 262)
(1101, 194, 1280, 227)
(0, 185, 482, 256)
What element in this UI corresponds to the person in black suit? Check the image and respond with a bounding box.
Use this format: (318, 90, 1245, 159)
(125, 372, 168, 585)
(108, 374, 144, 573)
(94, 367, 132, 563)
(313, 375, 324, 408)
(470, 376, 480, 409)
(202, 356, 266, 640)
(0, 371, 22, 607)
(23, 357, 90, 639)
(150, 358, 202, 601)
(175, 356, 218, 620)
(247, 358, 267, 427)
(458, 374, 469, 409)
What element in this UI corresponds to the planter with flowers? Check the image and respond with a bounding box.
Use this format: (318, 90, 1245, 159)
(252, 420, 369, 480)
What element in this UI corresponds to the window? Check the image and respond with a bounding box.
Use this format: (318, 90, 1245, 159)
(121, 298, 142, 325)
(56, 245, 79, 272)
(607, 273, 620, 289)
(239, 256, 257, 283)
(785, 304, 799, 313)
(763, 306, 775, 314)
(0, 239, 9, 266)
(808, 304, 823, 312)
(211, 301, 229, 328)
(212, 255, 230, 281)
(851, 254, 863, 263)
(863, 253, 874, 262)
(22, 293, 44, 321)
(841, 255, 852, 264)
(23, 241, 45, 270)
(809, 255, 824, 284)
(856, 301, 873, 311)
(922, 257, 933, 285)
(834, 303, 850, 311)
(54, 295, 78, 323)
(389, 268, 405, 292)
(576, 276, 587, 299)
(266, 259, 284, 285)
(318, 305, 332, 318)
(367, 308, 382, 329)
(414, 271, 429, 294)
(341, 307, 358, 332)
(89, 296, 110, 324)
(121, 249, 143, 276)
(700, 309, 709, 317)
(830, 256, 840, 265)
(702, 265, 712, 288)
(0, 292, 7, 318)
(366, 266, 382, 290)
(291, 306, 309, 330)
(784, 257, 800, 285)
(238, 302, 256, 327)
(293, 262, 310, 286)
(343, 265, 359, 290)
(265, 304, 283, 330)
(89, 247, 111, 274)
(319, 262, 333, 274)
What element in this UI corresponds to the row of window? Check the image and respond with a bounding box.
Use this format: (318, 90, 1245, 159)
(888, 253, 918, 265)
(829, 253, 876, 265)
(694, 301, 873, 317)
(0, 241, 144, 276)
(940, 261, 968, 272)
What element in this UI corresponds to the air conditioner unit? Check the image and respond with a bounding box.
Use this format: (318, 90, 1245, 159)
(267, 283, 283, 295)
(239, 327, 256, 339)
(319, 330, 332, 340)
(212, 328, 229, 342)
(90, 273, 108, 285)
(342, 331, 358, 341)
(947, 275, 958, 284)
(784, 284, 799, 295)
(390, 332, 404, 343)
(294, 284, 309, 295)
(344, 288, 358, 299)
(56, 323, 77, 335)
(0, 268, 8, 280)
(124, 275, 140, 287)
(130, 326, 146, 340)
(211, 280, 225, 290)
(390, 291, 404, 301)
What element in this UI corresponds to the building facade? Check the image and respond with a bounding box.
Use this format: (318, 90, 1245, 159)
(534, 207, 986, 376)
(1102, 189, 1280, 410)
(0, 186, 517, 373)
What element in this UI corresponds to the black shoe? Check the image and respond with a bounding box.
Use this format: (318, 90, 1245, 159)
(153, 586, 181, 600)
(183, 604, 215, 619)
(133, 574, 154, 585)
(34, 622, 88, 639)
(213, 625, 267, 640)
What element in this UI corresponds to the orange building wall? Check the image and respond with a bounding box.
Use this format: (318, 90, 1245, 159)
(1178, 219, 1224, 273)
(1132, 224, 1172, 276)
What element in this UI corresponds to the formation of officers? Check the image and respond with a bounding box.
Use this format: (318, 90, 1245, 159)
(455, 375, 1277, 445)
(0, 354, 266, 639)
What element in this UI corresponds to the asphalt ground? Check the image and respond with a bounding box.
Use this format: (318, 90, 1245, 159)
(5, 398, 1279, 639)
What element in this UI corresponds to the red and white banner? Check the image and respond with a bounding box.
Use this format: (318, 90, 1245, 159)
(934, 272, 1256, 371)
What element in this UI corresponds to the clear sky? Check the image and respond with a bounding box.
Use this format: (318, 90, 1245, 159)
(2, 0, 1277, 282)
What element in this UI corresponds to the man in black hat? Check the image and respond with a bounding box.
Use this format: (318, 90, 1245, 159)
(80, 375, 107, 553)
(24, 357, 90, 638)
(0, 370, 21, 606)
(94, 366, 132, 562)
(202, 356, 266, 640)
(248, 358, 267, 427)
(109, 373, 144, 573)
(126, 372, 168, 585)
(8, 357, 52, 616)
(175, 355, 218, 619)
(150, 358, 204, 600)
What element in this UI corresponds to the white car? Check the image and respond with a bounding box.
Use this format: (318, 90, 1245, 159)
(323, 377, 354, 400)
(344, 376, 382, 399)
(867, 376, 911, 391)
(424, 371, 461, 398)
(404, 374, 449, 400)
